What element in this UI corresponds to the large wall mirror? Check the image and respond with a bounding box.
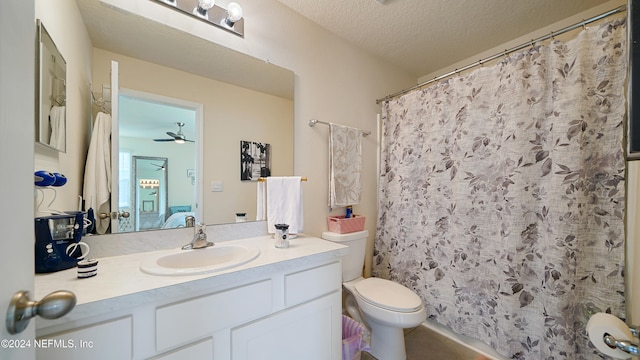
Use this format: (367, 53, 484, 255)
(43, 0, 294, 235)
(36, 19, 67, 152)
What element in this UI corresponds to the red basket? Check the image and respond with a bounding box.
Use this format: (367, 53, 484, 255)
(327, 215, 366, 234)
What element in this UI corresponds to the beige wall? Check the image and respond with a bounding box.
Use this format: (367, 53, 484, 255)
(34, 0, 93, 213)
(93, 48, 294, 225)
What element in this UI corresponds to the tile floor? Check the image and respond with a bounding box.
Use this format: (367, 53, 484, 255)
(360, 325, 484, 360)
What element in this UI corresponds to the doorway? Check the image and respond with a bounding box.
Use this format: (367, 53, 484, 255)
(117, 89, 200, 232)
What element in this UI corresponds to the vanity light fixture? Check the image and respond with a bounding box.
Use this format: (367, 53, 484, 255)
(224, 2, 243, 27)
(140, 179, 160, 189)
(193, 0, 215, 19)
(150, 0, 245, 37)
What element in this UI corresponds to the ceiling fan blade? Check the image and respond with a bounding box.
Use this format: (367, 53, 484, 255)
(153, 138, 175, 142)
(166, 131, 179, 138)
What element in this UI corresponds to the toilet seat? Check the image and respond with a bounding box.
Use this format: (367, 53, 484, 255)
(354, 278, 423, 313)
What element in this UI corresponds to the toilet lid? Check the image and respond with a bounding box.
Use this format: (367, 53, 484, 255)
(354, 278, 423, 313)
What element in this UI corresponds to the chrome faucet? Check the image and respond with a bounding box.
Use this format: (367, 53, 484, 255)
(182, 223, 214, 250)
(185, 215, 195, 228)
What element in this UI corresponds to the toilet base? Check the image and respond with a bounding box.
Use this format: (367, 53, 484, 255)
(367, 318, 407, 360)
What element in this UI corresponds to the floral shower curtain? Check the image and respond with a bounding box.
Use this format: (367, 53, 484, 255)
(374, 17, 627, 359)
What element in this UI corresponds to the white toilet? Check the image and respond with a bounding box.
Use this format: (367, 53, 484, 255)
(322, 230, 426, 360)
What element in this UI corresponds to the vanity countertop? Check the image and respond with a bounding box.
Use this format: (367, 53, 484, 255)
(35, 235, 348, 329)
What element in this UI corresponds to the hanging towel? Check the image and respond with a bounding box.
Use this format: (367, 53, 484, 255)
(256, 181, 267, 221)
(266, 176, 303, 234)
(329, 123, 362, 208)
(83, 111, 112, 234)
(48, 105, 66, 149)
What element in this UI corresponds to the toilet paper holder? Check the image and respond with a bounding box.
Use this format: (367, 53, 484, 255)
(602, 325, 639, 356)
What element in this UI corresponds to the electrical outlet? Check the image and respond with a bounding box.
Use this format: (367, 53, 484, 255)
(211, 180, 223, 192)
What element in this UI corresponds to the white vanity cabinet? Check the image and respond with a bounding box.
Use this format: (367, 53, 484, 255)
(36, 316, 132, 360)
(35, 254, 343, 360)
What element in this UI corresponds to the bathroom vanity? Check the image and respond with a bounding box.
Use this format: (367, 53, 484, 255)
(34, 235, 347, 360)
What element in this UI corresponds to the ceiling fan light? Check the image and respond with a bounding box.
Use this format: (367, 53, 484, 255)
(174, 138, 185, 144)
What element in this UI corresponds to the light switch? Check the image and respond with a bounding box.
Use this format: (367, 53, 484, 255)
(211, 180, 223, 192)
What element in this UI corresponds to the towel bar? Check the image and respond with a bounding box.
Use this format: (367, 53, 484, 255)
(257, 177, 307, 182)
(308, 119, 371, 136)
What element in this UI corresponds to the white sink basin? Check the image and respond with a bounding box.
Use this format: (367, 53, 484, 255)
(140, 244, 260, 276)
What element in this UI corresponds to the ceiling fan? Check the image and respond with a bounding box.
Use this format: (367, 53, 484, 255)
(150, 163, 166, 171)
(153, 122, 194, 143)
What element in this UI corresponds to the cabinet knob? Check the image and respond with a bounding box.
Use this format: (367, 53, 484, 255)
(6, 290, 76, 334)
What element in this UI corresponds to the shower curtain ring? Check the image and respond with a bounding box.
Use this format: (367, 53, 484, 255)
(550, 31, 555, 40)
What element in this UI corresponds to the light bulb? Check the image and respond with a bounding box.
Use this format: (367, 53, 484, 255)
(227, 2, 243, 23)
(194, 0, 215, 18)
(199, 0, 215, 10)
(174, 139, 185, 144)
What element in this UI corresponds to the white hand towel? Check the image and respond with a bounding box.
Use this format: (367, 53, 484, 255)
(256, 181, 266, 221)
(266, 176, 303, 234)
(48, 105, 66, 149)
(83, 111, 112, 234)
(329, 123, 362, 208)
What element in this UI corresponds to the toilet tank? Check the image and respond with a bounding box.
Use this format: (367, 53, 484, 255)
(322, 230, 369, 282)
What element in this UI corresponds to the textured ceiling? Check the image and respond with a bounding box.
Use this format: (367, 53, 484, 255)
(275, 0, 611, 77)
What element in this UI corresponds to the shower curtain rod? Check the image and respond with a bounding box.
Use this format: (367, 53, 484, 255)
(308, 118, 372, 136)
(376, 5, 627, 104)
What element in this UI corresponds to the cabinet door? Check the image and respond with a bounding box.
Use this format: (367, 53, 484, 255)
(156, 280, 271, 352)
(36, 317, 132, 360)
(152, 338, 213, 360)
(231, 292, 341, 360)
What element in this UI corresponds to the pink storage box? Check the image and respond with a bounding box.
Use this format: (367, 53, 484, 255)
(327, 215, 366, 234)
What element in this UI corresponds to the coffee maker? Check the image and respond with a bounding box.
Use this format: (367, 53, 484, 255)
(34, 211, 85, 273)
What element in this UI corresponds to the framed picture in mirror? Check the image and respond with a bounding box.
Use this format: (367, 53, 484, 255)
(241, 141, 271, 181)
(142, 200, 154, 212)
(35, 19, 67, 153)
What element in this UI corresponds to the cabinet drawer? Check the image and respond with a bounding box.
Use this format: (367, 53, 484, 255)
(156, 279, 271, 351)
(37, 316, 132, 360)
(285, 261, 341, 307)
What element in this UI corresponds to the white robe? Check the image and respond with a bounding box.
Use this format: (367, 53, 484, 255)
(83, 112, 111, 234)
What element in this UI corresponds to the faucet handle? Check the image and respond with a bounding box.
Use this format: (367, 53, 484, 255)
(195, 222, 206, 234)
